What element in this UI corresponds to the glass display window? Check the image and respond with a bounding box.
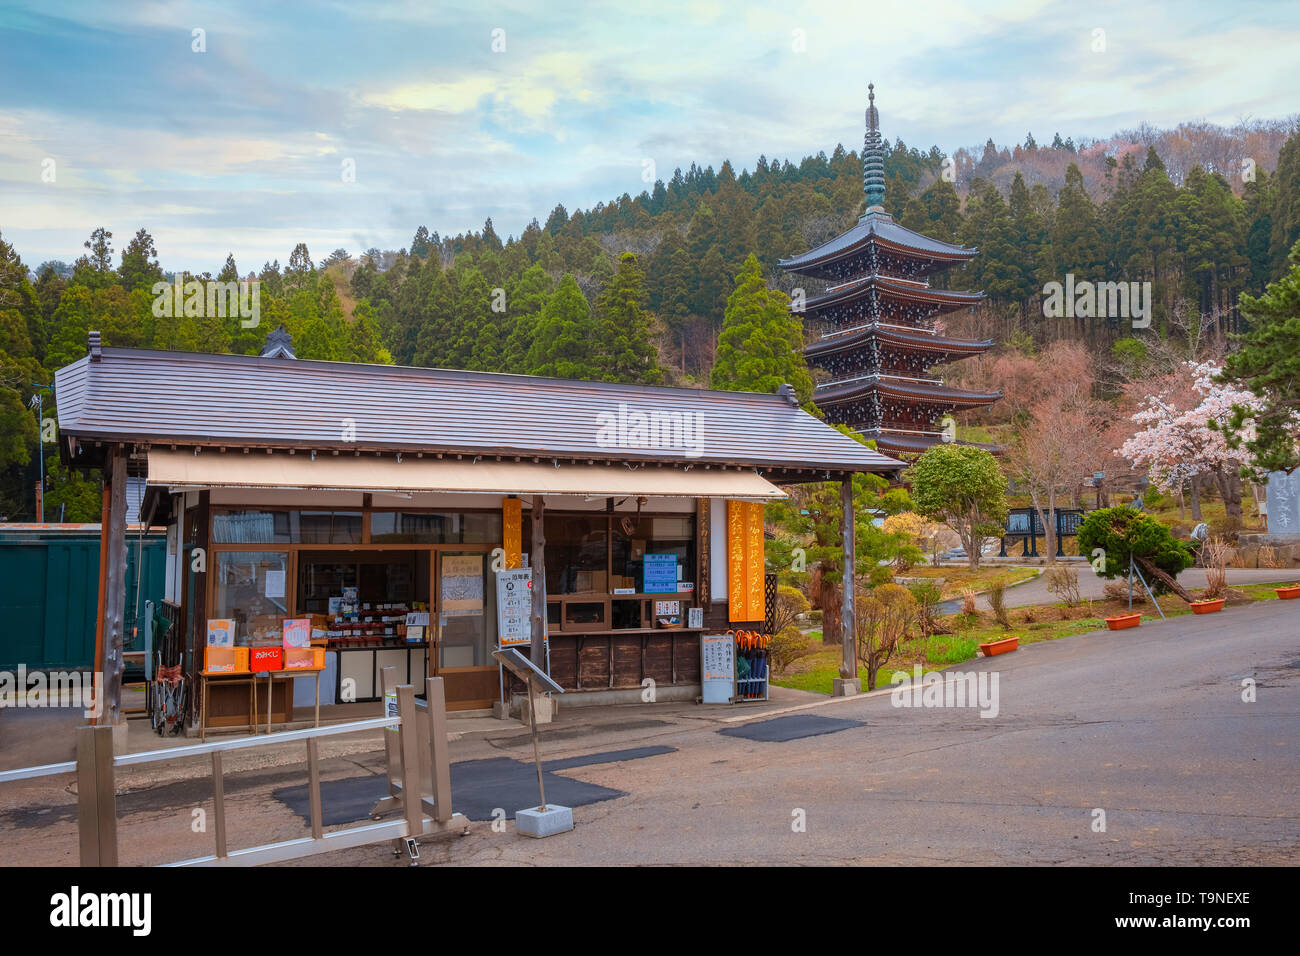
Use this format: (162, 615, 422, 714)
(438, 551, 497, 669)
(212, 510, 292, 544)
(298, 511, 363, 544)
(611, 514, 694, 592)
(212, 551, 290, 645)
(544, 514, 609, 594)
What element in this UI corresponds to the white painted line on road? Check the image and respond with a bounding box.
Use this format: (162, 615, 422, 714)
(718, 684, 898, 723)
(719, 662, 1025, 724)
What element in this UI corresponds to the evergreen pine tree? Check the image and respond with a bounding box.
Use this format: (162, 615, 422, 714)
(524, 273, 597, 379)
(593, 253, 663, 385)
(711, 254, 812, 406)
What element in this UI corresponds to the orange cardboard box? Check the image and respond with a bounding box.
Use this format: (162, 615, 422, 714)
(205, 646, 249, 673)
(283, 647, 325, 670)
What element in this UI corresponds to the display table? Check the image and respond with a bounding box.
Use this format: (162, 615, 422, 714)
(198, 670, 257, 741)
(198, 667, 322, 739)
(253, 667, 323, 735)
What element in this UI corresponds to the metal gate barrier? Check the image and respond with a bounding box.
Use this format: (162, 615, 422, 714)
(0, 673, 468, 866)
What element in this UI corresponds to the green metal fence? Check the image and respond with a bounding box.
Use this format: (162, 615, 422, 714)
(0, 530, 166, 671)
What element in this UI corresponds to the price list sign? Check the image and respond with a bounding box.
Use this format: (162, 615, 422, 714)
(700, 633, 735, 704)
(495, 567, 534, 647)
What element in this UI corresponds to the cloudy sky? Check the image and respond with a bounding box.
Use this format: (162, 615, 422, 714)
(1, 0, 1297, 273)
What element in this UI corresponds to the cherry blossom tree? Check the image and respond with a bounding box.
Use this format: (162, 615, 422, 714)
(1119, 361, 1261, 521)
(1008, 395, 1105, 557)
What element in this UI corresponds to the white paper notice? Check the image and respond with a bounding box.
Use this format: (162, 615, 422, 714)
(265, 569, 286, 599)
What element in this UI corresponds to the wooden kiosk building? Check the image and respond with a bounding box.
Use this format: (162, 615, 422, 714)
(780, 85, 1001, 457)
(56, 333, 903, 731)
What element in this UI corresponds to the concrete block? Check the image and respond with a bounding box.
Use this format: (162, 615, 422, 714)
(516, 805, 574, 838)
(517, 692, 556, 725)
(492, 700, 513, 721)
(831, 678, 860, 697)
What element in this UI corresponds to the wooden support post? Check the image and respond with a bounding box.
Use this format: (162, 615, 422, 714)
(530, 495, 547, 670)
(98, 448, 128, 731)
(76, 725, 117, 866)
(425, 677, 453, 823)
(92, 486, 109, 726)
(188, 490, 211, 729)
(840, 476, 857, 680)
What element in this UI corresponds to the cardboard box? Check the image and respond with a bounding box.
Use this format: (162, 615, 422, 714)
(204, 646, 249, 673)
(283, 647, 325, 670)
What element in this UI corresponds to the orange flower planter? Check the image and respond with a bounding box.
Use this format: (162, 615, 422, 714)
(979, 635, 1019, 656)
(1275, 585, 1300, 600)
(1105, 613, 1142, 630)
(1190, 599, 1224, 614)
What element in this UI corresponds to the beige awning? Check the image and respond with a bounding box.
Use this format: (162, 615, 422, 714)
(146, 449, 786, 499)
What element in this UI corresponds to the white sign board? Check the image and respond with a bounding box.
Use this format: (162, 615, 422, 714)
(700, 633, 735, 704)
(384, 690, 398, 733)
(495, 567, 534, 647)
(1266, 470, 1300, 535)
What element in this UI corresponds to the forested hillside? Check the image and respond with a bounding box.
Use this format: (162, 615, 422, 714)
(2, 117, 1299, 520)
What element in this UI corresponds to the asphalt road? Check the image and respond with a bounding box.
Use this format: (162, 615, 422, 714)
(350, 597, 1300, 865)
(2, 597, 1296, 866)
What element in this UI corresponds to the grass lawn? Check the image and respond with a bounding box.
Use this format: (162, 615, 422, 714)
(771, 587, 1262, 696)
(1229, 580, 1300, 601)
(773, 647, 841, 695)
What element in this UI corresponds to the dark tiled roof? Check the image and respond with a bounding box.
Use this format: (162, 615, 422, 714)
(815, 376, 1002, 407)
(869, 432, 1003, 455)
(780, 211, 976, 274)
(806, 324, 994, 360)
(801, 274, 984, 313)
(55, 347, 904, 474)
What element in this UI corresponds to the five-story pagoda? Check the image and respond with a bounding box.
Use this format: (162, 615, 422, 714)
(780, 84, 1001, 456)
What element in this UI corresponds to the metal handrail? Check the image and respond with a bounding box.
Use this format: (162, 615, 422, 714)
(0, 716, 398, 782)
(0, 759, 77, 783)
(114, 716, 398, 766)
(67, 673, 464, 867)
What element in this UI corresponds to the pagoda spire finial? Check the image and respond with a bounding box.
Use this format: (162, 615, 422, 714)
(863, 82, 886, 212)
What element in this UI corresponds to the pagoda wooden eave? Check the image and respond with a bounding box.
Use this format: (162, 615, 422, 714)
(805, 323, 994, 364)
(867, 431, 1005, 455)
(779, 211, 977, 279)
(815, 376, 1002, 408)
(800, 274, 984, 317)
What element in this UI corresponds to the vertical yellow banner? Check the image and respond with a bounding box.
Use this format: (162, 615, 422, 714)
(745, 501, 765, 622)
(502, 497, 522, 569)
(727, 500, 746, 621)
(728, 500, 767, 623)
